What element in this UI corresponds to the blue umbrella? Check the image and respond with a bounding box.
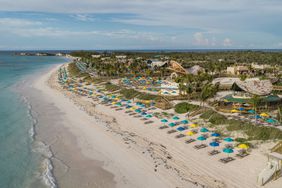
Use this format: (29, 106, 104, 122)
(141, 112, 147, 115)
(248, 109, 255, 114)
(169, 122, 176, 127)
(181, 120, 189, 124)
(200, 127, 209, 133)
(161, 119, 168, 123)
(177, 127, 185, 131)
(211, 133, 220, 137)
(255, 115, 262, 119)
(238, 107, 244, 111)
(197, 136, 207, 141)
(173, 116, 180, 120)
(224, 137, 234, 142)
(209, 141, 220, 147)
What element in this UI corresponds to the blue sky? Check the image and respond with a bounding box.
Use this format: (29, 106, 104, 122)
(0, 0, 282, 50)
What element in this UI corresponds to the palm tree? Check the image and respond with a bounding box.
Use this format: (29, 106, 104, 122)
(250, 95, 262, 124)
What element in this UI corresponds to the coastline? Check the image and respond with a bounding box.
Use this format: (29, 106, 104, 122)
(30, 63, 282, 188)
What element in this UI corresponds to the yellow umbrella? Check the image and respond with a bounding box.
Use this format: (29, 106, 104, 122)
(231, 109, 239, 113)
(260, 113, 269, 117)
(189, 123, 198, 128)
(186, 131, 195, 136)
(237, 144, 249, 150)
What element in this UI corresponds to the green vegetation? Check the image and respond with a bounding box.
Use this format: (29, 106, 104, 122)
(137, 93, 158, 100)
(68, 62, 81, 77)
(105, 83, 120, 92)
(120, 89, 139, 99)
(201, 110, 282, 141)
(174, 102, 198, 114)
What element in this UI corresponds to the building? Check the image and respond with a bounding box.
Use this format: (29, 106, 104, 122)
(91, 54, 101, 58)
(227, 66, 249, 75)
(186, 65, 204, 75)
(251, 63, 271, 70)
(115, 55, 127, 59)
(147, 60, 168, 69)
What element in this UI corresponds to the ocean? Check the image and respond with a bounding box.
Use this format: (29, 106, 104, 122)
(0, 52, 67, 188)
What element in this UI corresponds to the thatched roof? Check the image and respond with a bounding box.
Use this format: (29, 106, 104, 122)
(234, 80, 273, 96)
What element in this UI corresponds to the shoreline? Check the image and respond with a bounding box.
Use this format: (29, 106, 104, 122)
(31, 63, 282, 188)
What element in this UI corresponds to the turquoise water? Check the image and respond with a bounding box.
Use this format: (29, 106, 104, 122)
(0, 52, 67, 188)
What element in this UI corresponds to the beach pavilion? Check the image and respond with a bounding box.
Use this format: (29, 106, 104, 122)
(217, 79, 282, 112)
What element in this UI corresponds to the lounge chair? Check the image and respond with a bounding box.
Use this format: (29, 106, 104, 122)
(141, 118, 148, 121)
(236, 152, 249, 158)
(159, 125, 169, 129)
(175, 134, 185, 138)
(208, 150, 220, 156)
(219, 157, 235, 163)
(144, 121, 153, 124)
(194, 144, 208, 150)
(185, 139, 196, 144)
(167, 130, 177, 134)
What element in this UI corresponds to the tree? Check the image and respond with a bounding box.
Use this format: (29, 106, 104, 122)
(250, 95, 262, 124)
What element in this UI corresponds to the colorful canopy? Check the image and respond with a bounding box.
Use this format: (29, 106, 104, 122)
(177, 127, 185, 131)
(173, 116, 180, 120)
(248, 109, 255, 114)
(186, 131, 195, 136)
(161, 119, 168, 123)
(223, 148, 234, 154)
(237, 144, 249, 149)
(181, 120, 189, 124)
(146, 114, 153, 118)
(211, 133, 221, 137)
(231, 109, 239, 113)
(209, 142, 220, 147)
(224, 137, 234, 142)
(197, 136, 207, 141)
(169, 122, 176, 127)
(238, 107, 245, 111)
(266, 118, 277, 124)
(260, 113, 269, 117)
(200, 127, 209, 133)
(189, 123, 198, 128)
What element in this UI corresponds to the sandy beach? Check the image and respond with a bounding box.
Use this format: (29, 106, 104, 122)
(30, 64, 282, 188)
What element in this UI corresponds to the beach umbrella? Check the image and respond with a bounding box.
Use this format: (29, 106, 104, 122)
(168, 122, 176, 127)
(161, 119, 168, 123)
(266, 118, 276, 124)
(200, 127, 209, 133)
(181, 120, 189, 124)
(141, 112, 147, 115)
(186, 131, 195, 136)
(197, 136, 207, 141)
(238, 107, 245, 111)
(248, 109, 255, 114)
(146, 114, 153, 118)
(255, 115, 262, 119)
(260, 113, 269, 118)
(177, 127, 185, 131)
(209, 141, 220, 148)
(211, 133, 221, 137)
(189, 123, 198, 128)
(127, 100, 132, 103)
(173, 116, 180, 120)
(135, 109, 141, 113)
(224, 137, 234, 142)
(237, 144, 249, 150)
(223, 148, 234, 156)
(231, 109, 239, 113)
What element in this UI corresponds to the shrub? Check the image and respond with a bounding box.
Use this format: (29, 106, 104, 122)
(105, 83, 120, 91)
(120, 89, 139, 99)
(174, 102, 198, 114)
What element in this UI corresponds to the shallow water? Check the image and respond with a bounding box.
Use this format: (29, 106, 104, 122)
(0, 52, 67, 188)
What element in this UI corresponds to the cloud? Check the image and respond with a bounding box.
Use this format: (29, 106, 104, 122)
(0, 18, 42, 27)
(193, 32, 210, 46)
(71, 14, 96, 22)
(223, 38, 232, 46)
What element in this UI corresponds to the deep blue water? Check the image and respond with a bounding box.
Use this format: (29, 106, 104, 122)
(0, 52, 67, 188)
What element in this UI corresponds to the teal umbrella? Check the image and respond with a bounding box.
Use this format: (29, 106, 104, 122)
(248, 109, 255, 114)
(146, 114, 153, 118)
(135, 109, 141, 113)
(224, 137, 234, 142)
(211, 133, 220, 137)
(181, 120, 189, 124)
(200, 127, 209, 133)
(169, 122, 176, 127)
(197, 136, 207, 141)
(173, 116, 180, 120)
(266, 118, 277, 124)
(161, 119, 168, 123)
(223, 148, 234, 156)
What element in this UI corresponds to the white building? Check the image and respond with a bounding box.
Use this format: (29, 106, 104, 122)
(91, 54, 101, 58)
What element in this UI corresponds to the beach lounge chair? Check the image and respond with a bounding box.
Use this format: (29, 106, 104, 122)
(159, 125, 169, 129)
(185, 139, 196, 144)
(236, 150, 250, 158)
(175, 134, 185, 139)
(144, 121, 153, 124)
(219, 157, 235, 164)
(141, 118, 148, 121)
(194, 144, 208, 150)
(167, 130, 177, 134)
(208, 150, 220, 156)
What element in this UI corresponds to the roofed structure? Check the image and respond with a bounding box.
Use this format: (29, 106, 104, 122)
(234, 80, 273, 96)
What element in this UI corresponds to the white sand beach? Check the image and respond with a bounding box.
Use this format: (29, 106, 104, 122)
(32, 64, 282, 188)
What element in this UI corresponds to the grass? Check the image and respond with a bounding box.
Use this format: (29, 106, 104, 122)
(200, 109, 282, 141)
(68, 62, 81, 77)
(105, 83, 120, 92)
(120, 89, 139, 99)
(174, 102, 198, 114)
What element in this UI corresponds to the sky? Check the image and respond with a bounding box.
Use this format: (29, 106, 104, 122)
(0, 0, 282, 50)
